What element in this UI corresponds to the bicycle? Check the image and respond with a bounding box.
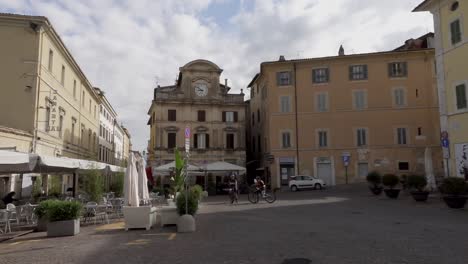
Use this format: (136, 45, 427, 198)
(247, 186, 277, 204)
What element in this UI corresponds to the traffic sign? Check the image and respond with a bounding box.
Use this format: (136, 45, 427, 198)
(185, 126, 191, 139)
(441, 131, 449, 140)
(442, 138, 449, 148)
(342, 152, 351, 167)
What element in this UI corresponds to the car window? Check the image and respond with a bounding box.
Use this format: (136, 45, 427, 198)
(295, 176, 303, 180)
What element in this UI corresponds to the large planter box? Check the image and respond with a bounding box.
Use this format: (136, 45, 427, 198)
(47, 219, 80, 237)
(123, 206, 157, 231)
(160, 206, 178, 226)
(36, 217, 48, 232)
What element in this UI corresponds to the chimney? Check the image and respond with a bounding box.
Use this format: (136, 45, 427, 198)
(225, 78, 228, 88)
(338, 45, 345, 56)
(279, 55, 286, 61)
(240, 89, 244, 95)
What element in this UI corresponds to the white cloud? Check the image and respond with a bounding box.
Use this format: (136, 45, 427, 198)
(0, 0, 433, 151)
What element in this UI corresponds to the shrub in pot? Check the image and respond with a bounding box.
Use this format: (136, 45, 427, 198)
(35, 200, 57, 232)
(366, 171, 383, 195)
(46, 201, 82, 237)
(176, 189, 199, 216)
(440, 177, 468, 209)
(407, 175, 429, 202)
(190, 185, 204, 201)
(382, 174, 400, 199)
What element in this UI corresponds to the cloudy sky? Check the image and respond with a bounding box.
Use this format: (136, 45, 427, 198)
(0, 0, 433, 151)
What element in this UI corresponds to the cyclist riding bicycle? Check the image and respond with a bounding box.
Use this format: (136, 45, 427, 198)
(254, 176, 266, 197)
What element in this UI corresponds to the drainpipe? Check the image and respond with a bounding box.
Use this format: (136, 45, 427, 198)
(293, 62, 300, 174)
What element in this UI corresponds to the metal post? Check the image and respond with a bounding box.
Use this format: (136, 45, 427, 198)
(345, 166, 348, 184)
(185, 157, 189, 215)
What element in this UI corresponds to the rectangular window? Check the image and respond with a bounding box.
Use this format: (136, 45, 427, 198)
(197, 110, 206, 122)
(94, 105, 97, 118)
(252, 137, 256, 153)
(89, 100, 91, 112)
(71, 120, 75, 143)
(316, 93, 328, 112)
(73, 80, 77, 99)
(312, 68, 329, 83)
(397, 128, 407, 145)
(61, 65, 65, 85)
(82, 91, 85, 106)
(168, 133, 176, 149)
(282, 132, 291, 148)
(418, 127, 422, 136)
(277, 71, 292, 86)
(196, 133, 207, 149)
(226, 133, 235, 149)
(226, 111, 234, 122)
(450, 19, 462, 45)
(59, 115, 63, 138)
(388, 62, 407, 77)
(456, 84, 467, 110)
(257, 109, 260, 122)
(258, 135, 261, 152)
(252, 113, 255, 125)
(318, 130, 328, 147)
(353, 91, 367, 110)
(393, 88, 406, 107)
(398, 162, 409, 171)
(357, 128, 367, 147)
(168, 109, 176, 121)
(280, 96, 291, 113)
(45, 107, 50, 131)
(222, 111, 238, 122)
(349, 65, 368, 80)
(48, 49, 53, 72)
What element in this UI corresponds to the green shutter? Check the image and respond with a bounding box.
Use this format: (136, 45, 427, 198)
(388, 63, 393, 77)
(349, 66, 353, 80)
(363, 65, 368, 79)
(276, 72, 281, 86)
(456, 84, 467, 109)
(402, 62, 408, 76)
(325, 68, 330, 82)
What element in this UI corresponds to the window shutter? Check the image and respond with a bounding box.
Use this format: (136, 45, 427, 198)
(289, 71, 293, 85)
(234, 112, 238, 122)
(194, 134, 198, 149)
(325, 68, 330, 82)
(402, 62, 408, 76)
(451, 21, 456, 44)
(276, 72, 281, 85)
(349, 66, 353, 80)
(363, 65, 368, 79)
(388, 63, 393, 77)
(456, 84, 467, 109)
(206, 134, 210, 149)
(222, 111, 226, 122)
(312, 69, 316, 83)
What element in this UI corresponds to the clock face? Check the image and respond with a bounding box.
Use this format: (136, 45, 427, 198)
(195, 83, 208, 97)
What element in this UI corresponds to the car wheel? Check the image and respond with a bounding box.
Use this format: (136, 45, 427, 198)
(314, 183, 322, 190)
(291, 185, 298, 192)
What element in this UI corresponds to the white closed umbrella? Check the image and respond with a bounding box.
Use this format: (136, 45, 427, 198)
(136, 155, 150, 201)
(124, 153, 139, 207)
(425, 147, 436, 190)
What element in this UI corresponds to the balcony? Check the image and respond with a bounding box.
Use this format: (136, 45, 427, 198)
(224, 94, 244, 104)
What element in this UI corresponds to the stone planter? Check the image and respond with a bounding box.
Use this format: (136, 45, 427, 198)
(47, 219, 80, 237)
(410, 191, 429, 202)
(160, 205, 178, 226)
(177, 214, 195, 233)
(123, 206, 157, 231)
(443, 196, 467, 209)
(36, 217, 48, 232)
(384, 189, 401, 199)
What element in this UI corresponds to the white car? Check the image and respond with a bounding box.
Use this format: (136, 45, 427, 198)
(289, 175, 326, 192)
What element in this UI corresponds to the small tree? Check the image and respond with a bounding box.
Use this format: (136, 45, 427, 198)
(49, 175, 62, 197)
(382, 174, 399, 189)
(440, 177, 468, 196)
(171, 149, 185, 196)
(366, 171, 382, 188)
(109, 172, 124, 197)
(407, 175, 427, 192)
(81, 169, 104, 202)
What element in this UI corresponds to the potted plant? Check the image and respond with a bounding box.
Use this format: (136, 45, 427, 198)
(35, 200, 56, 232)
(382, 174, 400, 199)
(46, 200, 82, 237)
(190, 185, 204, 202)
(440, 177, 468, 209)
(169, 149, 185, 206)
(366, 171, 383, 195)
(176, 188, 199, 233)
(407, 175, 429, 202)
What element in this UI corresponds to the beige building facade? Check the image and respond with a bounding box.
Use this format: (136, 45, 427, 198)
(414, 0, 468, 179)
(147, 60, 246, 176)
(248, 42, 443, 188)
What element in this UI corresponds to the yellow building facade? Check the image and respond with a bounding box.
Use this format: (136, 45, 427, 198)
(248, 45, 443, 188)
(414, 0, 468, 179)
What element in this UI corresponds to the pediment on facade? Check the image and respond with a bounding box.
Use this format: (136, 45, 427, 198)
(223, 126, 238, 132)
(164, 126, 180, 132)
(195, 126, 209, 132)
(180, 59, 223, 73)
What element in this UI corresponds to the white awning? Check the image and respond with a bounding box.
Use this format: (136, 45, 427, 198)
(153, 161, 202, 172)
(204, 161, 246, 172)
(0, 150, 39, 173)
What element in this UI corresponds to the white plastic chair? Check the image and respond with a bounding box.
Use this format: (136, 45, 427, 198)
(6, 204, 19, 225)
(0, 210, 12, 233)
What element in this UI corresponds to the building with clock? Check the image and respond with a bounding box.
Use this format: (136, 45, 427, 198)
(147, 59, 246, 187)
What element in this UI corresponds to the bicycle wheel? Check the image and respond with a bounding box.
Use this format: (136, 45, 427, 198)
(264, 190, 276, 203)
(248, 190, 259, 204)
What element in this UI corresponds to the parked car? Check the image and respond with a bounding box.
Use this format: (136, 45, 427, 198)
(289, 175, 326, 191)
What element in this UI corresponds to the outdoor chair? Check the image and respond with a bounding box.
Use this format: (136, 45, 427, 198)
(109, 199, 123, 218)
(6, 204, 19, 225)
(17, 203, 36, 225)
(0, 210, 12, 234)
